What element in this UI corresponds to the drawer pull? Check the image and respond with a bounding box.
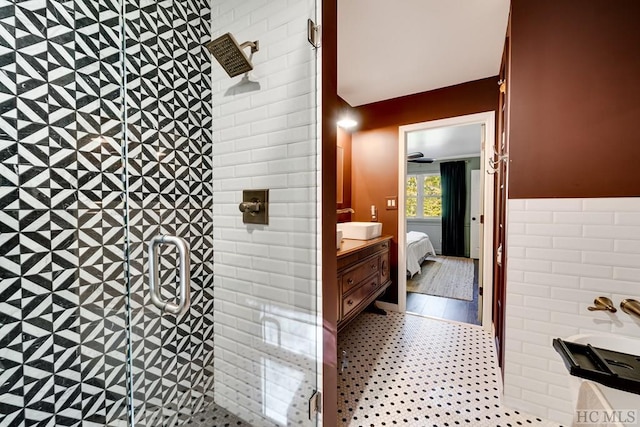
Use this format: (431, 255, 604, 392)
(347, 299, 354, 306)
(371, 281, 376, 287)
(347, 278, 354, 285)
(381, 243, 388, 248)
(370, 264, 376, 270)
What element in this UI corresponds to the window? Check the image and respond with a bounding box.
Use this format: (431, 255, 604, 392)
(406, 174, 442, 218)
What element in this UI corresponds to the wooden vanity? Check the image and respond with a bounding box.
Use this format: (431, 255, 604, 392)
(337, 235, 392, 331)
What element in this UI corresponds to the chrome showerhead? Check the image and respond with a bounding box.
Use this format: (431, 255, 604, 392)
(205, 32, 259, 78)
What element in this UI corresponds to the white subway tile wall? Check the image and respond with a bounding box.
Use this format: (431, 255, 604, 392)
(504, 198, 640, 425)
(211, 0, 319, 425)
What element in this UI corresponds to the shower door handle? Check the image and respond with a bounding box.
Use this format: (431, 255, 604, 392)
(148, 235, 191, 315)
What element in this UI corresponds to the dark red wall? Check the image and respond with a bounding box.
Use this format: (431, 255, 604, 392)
(351, 126, 400, 300)
(350, 78, 499, 302)
(508, 0, 640, 198)
(355, 77, 500, 131)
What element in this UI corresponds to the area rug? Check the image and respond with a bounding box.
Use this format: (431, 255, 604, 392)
(407, 256, 474, 301)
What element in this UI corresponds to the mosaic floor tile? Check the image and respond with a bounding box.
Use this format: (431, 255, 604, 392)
(187, 403, 249, 427)
(338, 312, 562, 427)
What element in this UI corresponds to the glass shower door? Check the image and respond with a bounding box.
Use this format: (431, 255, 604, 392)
(122, 0, 216, 425)
(125, 0, 322, 423)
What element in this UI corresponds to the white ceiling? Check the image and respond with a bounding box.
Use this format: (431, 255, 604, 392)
(407, 123, 482, 160)
(338, 0, 510, 107)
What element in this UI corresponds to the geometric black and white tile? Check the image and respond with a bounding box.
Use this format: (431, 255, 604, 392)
(0, 0, 213, 425)
(338, 312, 563, 427)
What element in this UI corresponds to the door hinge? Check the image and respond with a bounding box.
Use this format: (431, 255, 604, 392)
(479, 287, 483, 296)
(480, 214, 484, 224)
(307, 19, 320, 48)
(309, 390, 322, 419)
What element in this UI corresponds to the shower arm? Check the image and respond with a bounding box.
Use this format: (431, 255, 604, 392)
(239, 40, 260, 54)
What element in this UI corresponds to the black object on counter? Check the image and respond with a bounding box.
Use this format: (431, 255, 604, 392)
(553, 338, 640, 395)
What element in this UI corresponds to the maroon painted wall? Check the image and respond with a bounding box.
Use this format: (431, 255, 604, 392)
(508, 0, 640, 198)
(351, 126, 400, 300)
(350, 78, 500, 302)
(355, 77, 500, 131)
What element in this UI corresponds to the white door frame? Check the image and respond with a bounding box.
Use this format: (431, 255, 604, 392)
(377, 111, 495, 331)
(470, 169, 481, 260)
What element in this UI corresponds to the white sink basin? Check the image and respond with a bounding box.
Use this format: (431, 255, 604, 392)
(565, 333, 640, 412)
(337, 222, 382, 240)
(336, 230, 343, 249)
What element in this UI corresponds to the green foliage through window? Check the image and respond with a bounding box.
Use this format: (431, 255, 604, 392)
(406, 197, 417, 217)
(424, 175, 441, 196)
(423, 175, 441, 217)
(406, 174, 441, 218)
(423, 197, 441, 217)
(406, 176, 418, 196)
(406, 176, 418, 217)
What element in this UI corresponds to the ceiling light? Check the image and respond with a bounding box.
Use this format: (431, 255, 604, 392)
(337, 118, 358, 130)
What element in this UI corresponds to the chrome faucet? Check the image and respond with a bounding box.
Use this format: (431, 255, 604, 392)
(337, 208, 354, 214)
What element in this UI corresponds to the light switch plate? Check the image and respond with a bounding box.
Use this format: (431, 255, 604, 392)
(385, 196, 398, 210)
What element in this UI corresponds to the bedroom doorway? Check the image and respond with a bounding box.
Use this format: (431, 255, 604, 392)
(390, 112, 495, 330)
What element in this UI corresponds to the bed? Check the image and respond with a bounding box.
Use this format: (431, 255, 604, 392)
(406, 231, 436, 278)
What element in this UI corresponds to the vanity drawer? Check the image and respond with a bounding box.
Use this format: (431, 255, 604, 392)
(342, 255, 379, 293)
(372, 240, 390, 254)
(342, 276, 380, 318)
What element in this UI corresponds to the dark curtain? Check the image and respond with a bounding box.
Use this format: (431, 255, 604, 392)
(440, 161, 466, 257)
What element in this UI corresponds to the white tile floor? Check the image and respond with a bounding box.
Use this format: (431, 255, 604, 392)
(337, 312, 563, 427)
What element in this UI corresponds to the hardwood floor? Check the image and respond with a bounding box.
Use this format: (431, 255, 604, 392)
(406, 259, 480, 325)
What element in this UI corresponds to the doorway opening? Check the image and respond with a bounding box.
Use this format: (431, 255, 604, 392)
(379, 112, 495, 329)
